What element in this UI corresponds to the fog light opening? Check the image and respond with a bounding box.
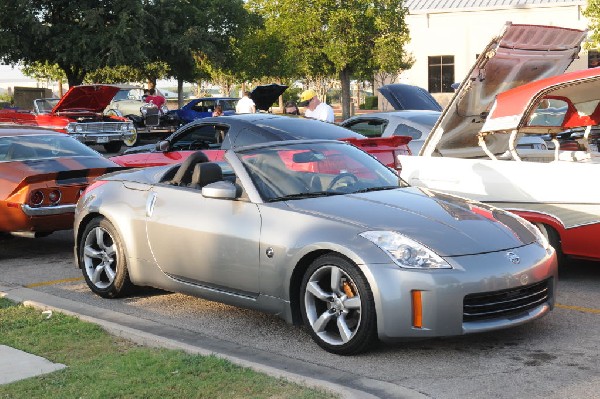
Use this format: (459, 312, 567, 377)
(412, 290, 423, 329)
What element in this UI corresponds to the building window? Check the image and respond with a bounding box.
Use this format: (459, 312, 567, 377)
(428, 56, 454, 93)
(589, 50, 600, 68)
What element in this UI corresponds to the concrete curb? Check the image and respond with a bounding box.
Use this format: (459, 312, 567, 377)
(0, 284, 427, 399)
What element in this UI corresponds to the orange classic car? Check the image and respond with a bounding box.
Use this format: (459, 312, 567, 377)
(0, 127, 122, 238)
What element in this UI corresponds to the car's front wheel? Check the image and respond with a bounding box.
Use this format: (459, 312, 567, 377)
(79, 217, 133, 298)
(103, 141, 123, 153)
(300, 254, 377, 355)
(123, 131, 139, 147)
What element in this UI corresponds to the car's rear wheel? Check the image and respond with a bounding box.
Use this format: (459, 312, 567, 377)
(300, 254, 377, 355)
(103, 141, 123, 153)
(79, 217, 133, 298)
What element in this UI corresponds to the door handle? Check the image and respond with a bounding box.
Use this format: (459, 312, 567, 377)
(146, 193, 157, 217)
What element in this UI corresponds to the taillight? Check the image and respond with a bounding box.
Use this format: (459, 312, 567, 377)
(30, 190, 44, 206)
(48, 189, 61, 204)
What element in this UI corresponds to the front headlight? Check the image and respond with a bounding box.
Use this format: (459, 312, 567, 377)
(360, 231, 451, 269)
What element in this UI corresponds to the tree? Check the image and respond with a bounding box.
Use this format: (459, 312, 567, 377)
(247, 0, 411, 119)
(145, 0, 252, 106)
(21, 61, 67, 96)
(584, 1, 600, 50)
(0, 0, 147, 87)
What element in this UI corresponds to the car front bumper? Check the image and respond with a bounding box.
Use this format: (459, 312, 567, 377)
(367, 242, 557, 341)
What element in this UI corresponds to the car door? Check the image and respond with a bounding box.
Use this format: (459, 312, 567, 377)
(144, 183, 262, 296)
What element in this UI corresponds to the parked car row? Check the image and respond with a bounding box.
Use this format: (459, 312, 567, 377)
(7, 22, 600, 355)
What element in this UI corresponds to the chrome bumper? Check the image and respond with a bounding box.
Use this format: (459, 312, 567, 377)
(21, 204, 76, 216)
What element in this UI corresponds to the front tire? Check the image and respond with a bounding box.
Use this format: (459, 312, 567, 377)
(123, 131, 139, 147)
(103, 141, 123, 153)
(534, 222, 565, 265)
(79, 217, 133, 298)
(300, 254, 377, 355)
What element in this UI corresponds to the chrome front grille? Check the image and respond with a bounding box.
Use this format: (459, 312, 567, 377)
(73, 122, 128, 133)
(463, 279, 551, 322)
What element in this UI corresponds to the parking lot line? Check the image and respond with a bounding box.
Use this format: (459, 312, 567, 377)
(556, 303, 600, 314)
(25, 277, 84, 288)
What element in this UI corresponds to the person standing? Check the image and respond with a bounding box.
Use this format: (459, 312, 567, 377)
(236, 91, 256, 114)
(144, 88, 166, 108)
(298, 89, 334, 123)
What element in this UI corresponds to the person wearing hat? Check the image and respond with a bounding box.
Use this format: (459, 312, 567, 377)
(298, 89, 334, 123)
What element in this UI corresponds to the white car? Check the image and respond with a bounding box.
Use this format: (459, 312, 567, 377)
(398, 23, 600, 265)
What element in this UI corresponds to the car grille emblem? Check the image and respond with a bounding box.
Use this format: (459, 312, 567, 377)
(506, 252, 520, 264)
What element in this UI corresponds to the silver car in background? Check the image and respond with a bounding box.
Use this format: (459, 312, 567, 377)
(74, 140, 557, 355)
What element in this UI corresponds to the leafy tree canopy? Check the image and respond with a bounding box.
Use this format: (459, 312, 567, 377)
(0, 0, 147, 87)
(246, 0, 411, 119)
(584, 0, 600, 50)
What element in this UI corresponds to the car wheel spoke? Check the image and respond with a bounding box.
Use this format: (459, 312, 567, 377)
(337, 314, 353, 343)
(95, 228, 106, 250)
(330, 266, 342, 293)
(344, 296, 361, 310)
(314, 309, 335, 333)
(83, 245, 102, 259)
(104, 263, 116, 284)
(306, 281, 331, 302)
(91, 265, 104, 284)
(104, 244, 116, 257)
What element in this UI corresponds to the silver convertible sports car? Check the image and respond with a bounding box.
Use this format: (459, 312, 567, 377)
(74, 140, 557, 355)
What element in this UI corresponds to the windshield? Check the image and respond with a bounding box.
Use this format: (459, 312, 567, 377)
(0, 134, 101, 162)
(34, 99, 60, 114)
(238, 141, 400, 201)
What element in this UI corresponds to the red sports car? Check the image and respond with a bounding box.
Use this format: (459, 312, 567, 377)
(0, 127, 122, 238)
(0, 85, 136, 153)
(109, 114, 412, 170)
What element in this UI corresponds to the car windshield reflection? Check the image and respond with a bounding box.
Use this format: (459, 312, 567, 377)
(238, 141, 400, 201)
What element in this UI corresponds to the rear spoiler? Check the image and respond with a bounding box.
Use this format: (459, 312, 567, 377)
(341, 136, 413, 170)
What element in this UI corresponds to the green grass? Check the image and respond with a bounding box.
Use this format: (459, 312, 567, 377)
(0, 298, 337, 399)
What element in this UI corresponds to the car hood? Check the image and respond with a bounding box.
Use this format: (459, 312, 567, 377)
(53, 85, 121, 114)
(378, 84, 442, 111)
(420, 23, 587, 157)
(286, 187, 537, 257)
(250, 84, 288, 111)
(0, 156, 121, 199)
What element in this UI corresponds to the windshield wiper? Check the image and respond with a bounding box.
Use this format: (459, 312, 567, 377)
(267, 191, 343, 202)
(352, 186, 399, 194)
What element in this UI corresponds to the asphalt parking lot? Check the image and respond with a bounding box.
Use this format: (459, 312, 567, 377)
(1, 229, 599, 399)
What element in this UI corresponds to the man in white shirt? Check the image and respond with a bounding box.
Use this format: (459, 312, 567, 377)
(298, 89, 334, 123)
(236, 91, 256, 114)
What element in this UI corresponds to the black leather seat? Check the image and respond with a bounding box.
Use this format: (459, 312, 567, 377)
(169, 151, 209, 186)
(189, 162, 223, 190)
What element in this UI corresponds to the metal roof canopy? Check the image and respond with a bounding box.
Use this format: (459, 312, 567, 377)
(405, 0, 586, 14)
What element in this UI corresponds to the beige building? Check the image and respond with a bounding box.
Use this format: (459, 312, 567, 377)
(398, 0, 590, 107)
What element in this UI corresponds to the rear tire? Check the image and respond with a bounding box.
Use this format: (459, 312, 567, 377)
(300, 254, 377, 355)
(103, 141, 123, 153)
(79, 216, 133, 298)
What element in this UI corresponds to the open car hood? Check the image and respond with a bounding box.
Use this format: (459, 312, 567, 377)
(420, 23, 587, 157)
(378, 84, 442, 111)
(52, 85, 121, 114)
(250, 84, 288, 111)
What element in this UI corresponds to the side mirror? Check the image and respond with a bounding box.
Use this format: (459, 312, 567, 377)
(156, 140, 170, 152)
(202, 181, 238, 200)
